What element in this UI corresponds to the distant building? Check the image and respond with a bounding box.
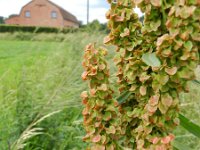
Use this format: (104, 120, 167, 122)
(5, 0, 79, 28)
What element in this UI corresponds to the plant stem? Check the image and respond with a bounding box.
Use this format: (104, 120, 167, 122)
(161, 0, 167, 30)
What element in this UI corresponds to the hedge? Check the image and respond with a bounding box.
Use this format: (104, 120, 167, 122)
(0, 25, 79, 33)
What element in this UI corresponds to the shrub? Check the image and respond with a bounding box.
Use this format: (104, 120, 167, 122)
(0, 24, 78, 33)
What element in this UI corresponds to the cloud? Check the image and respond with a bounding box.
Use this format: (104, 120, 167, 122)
(0, 0, 142, 24)
(0, 0, 28, 17)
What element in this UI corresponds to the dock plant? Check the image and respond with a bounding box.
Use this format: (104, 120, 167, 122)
(82, 0, 200, 149)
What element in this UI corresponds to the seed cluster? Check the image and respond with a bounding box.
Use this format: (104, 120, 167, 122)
(81, 44, 120, 150)
(82, 0, 200, 149)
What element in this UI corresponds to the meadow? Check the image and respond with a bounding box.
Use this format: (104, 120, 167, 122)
(0, 32, 199, 150)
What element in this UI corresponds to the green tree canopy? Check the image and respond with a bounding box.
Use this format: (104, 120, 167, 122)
(0, 16, 4, 24)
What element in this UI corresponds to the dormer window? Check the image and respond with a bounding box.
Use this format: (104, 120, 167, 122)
(51, 11, 57, 19)
(25, 11, 31, 18)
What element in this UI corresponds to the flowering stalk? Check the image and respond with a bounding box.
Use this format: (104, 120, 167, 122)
(105, 0, 144, 148)
(104, 0, 200, 149)
(81, 43, 120, 150)
(82, 0, 199, 149)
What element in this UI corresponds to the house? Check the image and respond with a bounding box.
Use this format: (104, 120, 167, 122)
(5, 0, 79, 28)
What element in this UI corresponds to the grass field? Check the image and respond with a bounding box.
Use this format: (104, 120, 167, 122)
(0, 32, 199, 150)
(0, 32, 107, 150)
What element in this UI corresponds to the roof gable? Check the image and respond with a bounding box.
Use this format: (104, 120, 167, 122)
(46, 0, 79, 24)
(20, 0, 79, 24)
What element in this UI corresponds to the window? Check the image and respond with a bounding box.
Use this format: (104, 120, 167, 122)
(25, 11, 31, 18)
(51, 11, 57, 19)
(112, 0, 117, 3)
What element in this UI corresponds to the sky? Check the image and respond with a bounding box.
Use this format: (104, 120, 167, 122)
(0, 0, 142, 24)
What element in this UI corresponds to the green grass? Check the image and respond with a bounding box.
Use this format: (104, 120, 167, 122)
(0, 32, 199, 150)
(0, 40, 59, 75)
(0, 32, 107, 150)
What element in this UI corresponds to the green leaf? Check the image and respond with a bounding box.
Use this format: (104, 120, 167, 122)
(192, 80, 200, 86)
(103, 112, 112, 121)
(184, 41, 193, 51)
(179, 114, 200, 138)
(142, 53, 161, 67)
(173, 140, 191, 150)
(116, 91, 132, 105)
(106, 126, 116, 134)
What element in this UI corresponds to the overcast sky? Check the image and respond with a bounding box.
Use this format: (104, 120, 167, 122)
(0, 0, 142, 24)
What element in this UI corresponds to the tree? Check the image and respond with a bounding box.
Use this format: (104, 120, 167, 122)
(83, 19, 108, 32)
(0, 16, 4, 24)
(88, 20, 101, 30)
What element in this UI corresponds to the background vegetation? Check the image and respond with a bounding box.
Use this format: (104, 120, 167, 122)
(0, 16, 4, 24)
(0, 30, 199, 149)
(0, 20, 107, 34)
